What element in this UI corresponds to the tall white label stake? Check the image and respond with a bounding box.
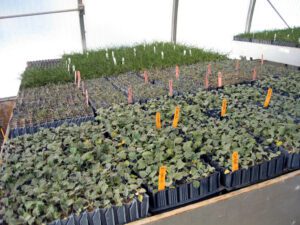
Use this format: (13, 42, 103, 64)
(112, 51, 115, 58)
(274, 33, 277, 41)
(68, 57, 71, 64)
(189, 49, 192, 56)
(154, 46, 156, 54)
(134, 48, 136, 57)
(122, 57, 125, 65)
(106, 52, 109, 59)
(183, 50, 186, 56)
(72, 65, 75, 73)
(161, 51, 164, 60)
(173, 45, 176, 50)
(113, 57, 117, 65)
(67, 63, 70, 72)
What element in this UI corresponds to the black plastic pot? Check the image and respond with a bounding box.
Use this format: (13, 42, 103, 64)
(9, 116, 95, 139)
(48, 195, 149, 225)
(145, 172, 221, 213)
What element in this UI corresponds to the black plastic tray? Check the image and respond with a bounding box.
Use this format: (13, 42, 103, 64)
(9, 116, 95, 139)
(145, 172, 221, 213)
(233, 36, 299, 48)
(283, 151, 300, 170)
(48, 195, 149, 225)
(212, 153, 285, 191)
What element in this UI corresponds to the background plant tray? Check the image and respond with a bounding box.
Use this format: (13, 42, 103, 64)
(283, 152, 300, 171)
(48, 195, 149, 225)
(146, 172, 221, 213)
(233, 36, 299, 48)
(9, 116, 95, 139)
(216, 153, 285, 191)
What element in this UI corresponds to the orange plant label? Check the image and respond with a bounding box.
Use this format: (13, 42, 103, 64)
(172, 106, 180, 128)
(232, 151, 239, 172)
(204, 74, 209, 89)
(221, 98, 227, 117)
(169, 80, 173, 96)
(77, 71, 81, 88)
(156, 112, 161, 129)
(128, 87, 133, 104)
(144, 70, 149, 84)
(264, 88, 272, 108)
(158, 166, 167, 191)
(218, 72, 223, 87)
(175, 65, 179, 80)
(207, 63, 212, 76)
(85, 90, 89, 106)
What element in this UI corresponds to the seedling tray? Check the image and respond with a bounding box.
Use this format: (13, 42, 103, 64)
(48, 195, 149, 225)
(145, 172, 221, 213)
(284, 152, 300, 170)
(207, 153, 285, 191)
(9, 116, 95, 139)
(233, 36, 300, 48)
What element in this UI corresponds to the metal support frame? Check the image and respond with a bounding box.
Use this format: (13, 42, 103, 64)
(0, 0, 87, 52)
(245, 0, 256, 33)
(171, 0, 179, 44)
(78, 0, 87, 52)
(266, 0, 290, 28)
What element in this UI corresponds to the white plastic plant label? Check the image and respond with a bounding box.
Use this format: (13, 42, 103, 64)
(113, 57, 117, 65)
(122, 57, 125, 65)
(161, 51, 164, 60)
(86, 52, 89, 57)
(134, 48, 136, 57)
(189, 49, 192, 56)
(154, 46, 156, 54)
(144, 43, 146, 50)
(112, 51, 115, 58)
(68, 57, 71, 64)
(183, 50, 186, 56)
(106, 52, 109, 59)
(274, 33, 277, 41)
(72, 65, 75, 72)
(67, 64, 70, 72)
(173, 45, 176, 50)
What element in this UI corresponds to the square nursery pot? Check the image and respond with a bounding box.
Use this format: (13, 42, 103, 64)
(146, 171, 221, 213)
(48, 194, 149, 225)
(219, 153, 285, 191)
(9, 116, 95, 139)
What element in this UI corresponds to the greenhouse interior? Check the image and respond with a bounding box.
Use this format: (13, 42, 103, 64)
(0, 0, 299, 225)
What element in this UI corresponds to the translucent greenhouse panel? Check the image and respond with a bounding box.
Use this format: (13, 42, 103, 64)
(176, 0, 249, 53)
(84, 0, 172, 49)
(251, 0, 300, 31)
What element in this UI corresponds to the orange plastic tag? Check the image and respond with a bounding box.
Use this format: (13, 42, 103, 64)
(232, 151, 239, 172)
(128, 87, 133, 104)
(172, 106, 180, 128)
(207, 63, 212, 76)
(77, 71, 81, 88)
(144, 70, 149, 84)
(252, 67, 257, 80)
(221, 98, 227, 117)
(158, 166, 167, 191)
(204, 74, 209, 89)
(169, 80, 173, 97)
(218, 72, 223, 87)
(264, 88, 272, 108)
(175, 65, 179, 80)
(85, 90, 89, 106)
(156, 112, 161, 129)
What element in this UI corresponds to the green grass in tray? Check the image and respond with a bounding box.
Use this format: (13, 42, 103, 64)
(20, 42, 226, 88)
(236, 27, 300, 45)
